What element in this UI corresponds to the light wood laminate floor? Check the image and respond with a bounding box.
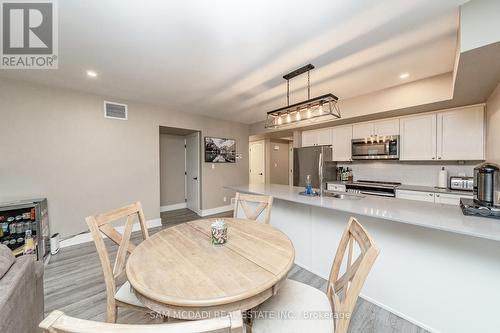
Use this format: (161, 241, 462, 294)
(44, 209, 428, 332)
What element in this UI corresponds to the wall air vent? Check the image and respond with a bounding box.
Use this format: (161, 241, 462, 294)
(104, 101, 128, 120)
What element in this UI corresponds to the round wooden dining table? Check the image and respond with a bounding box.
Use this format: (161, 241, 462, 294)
(125, 218, 295, 319)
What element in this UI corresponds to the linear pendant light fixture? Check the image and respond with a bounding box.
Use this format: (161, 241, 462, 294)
(265, 64, 341, 129)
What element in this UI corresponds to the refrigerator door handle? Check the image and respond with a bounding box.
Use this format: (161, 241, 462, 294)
(318, 150, 323, 196)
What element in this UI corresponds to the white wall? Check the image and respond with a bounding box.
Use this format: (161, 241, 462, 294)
(0, 77, 249, 237)
(460, 0, 500, 52)
(338, 162, 475, 187)
(486, 83, 500, 165)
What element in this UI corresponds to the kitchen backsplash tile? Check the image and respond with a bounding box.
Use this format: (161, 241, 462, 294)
(337, 161, 477, 187)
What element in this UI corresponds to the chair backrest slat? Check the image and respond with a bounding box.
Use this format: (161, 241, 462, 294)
(40, 310, 244, 333)
(326, 217, 379, 333)
(85, 201, 149, 323)
(233, 192, 273, 224)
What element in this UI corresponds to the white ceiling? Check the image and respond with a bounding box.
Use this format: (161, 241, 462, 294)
(0, 0, 469, 124)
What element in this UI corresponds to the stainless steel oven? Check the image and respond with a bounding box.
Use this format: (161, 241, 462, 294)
(351, 135, 399, 160)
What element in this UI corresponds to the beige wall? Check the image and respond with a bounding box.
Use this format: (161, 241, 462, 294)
(486, 83, 500, 164)
(159, 134, 186, 206)
(269, 141, 289, 185)
(0, 77, 249, 237)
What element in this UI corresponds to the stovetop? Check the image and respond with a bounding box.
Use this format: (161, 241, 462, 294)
(460, 198, 500, 219)
(352, 180, 402, 189)
(356, 180, 402, 186)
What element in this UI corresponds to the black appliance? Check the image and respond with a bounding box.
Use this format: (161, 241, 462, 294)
(345, 180, 401, 197)
(351, 136, 399, 160)
(473, 163, 499, 206)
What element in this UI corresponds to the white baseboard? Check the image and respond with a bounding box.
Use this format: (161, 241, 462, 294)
(292, 263, 439, 333)
(160, 203, 187, 212)
(59, 218, 162, 249)
(199, 204, 233, 217)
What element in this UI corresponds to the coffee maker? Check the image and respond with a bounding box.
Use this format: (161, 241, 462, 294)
(474, 163, 499, 206)
(460, 163, 500, 219)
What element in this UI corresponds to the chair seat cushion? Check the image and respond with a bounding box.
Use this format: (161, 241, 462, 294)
(252, 279, 335, 333)
(114, 281, 145, 308)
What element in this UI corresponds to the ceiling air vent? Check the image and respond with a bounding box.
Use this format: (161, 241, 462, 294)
(104, 101, 128, 120)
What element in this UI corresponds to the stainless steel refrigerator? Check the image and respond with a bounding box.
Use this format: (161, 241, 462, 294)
(293, 146, 336, 189)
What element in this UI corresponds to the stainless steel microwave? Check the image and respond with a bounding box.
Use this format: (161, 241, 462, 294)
(351, 135, 399, 160)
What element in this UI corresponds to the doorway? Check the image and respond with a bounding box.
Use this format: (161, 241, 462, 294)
(159, 126, 201, 215)
(185, 132, 200, 213)
(249, 140, 265, 184)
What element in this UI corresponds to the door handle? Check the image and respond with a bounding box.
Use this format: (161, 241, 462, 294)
(258, 173, 263, 176)
(193, 177, 198, 180)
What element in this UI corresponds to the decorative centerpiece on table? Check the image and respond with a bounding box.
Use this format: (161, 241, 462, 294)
(211, 219, 227, 245)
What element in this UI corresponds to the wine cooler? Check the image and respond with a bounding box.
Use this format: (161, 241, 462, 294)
(0, 198, 50, 261)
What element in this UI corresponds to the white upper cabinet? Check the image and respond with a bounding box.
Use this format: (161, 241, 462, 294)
(301, 104, 485, 160)
(331, 125, 353, 161)
(316, 128, 333, 146)
(400, 113, 437, 161)
(374, 119, 399, 136)
(437, 106, 485, 161)
(352, 122, 374, 139)
(301, 128, 332, 147)
(352, 119, 399, 139)
(301, 130, 317, 147)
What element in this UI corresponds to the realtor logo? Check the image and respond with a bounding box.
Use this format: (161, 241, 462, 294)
(1, 0, 58, 69)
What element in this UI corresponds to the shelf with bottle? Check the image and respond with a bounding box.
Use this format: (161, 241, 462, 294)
(0, 208, 38, 253)
(337, 166, 354, 182)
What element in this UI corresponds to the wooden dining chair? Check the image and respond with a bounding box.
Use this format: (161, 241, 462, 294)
(40, 310, 244, 333)
(252, 217, 379, 333)
(86, 202, 150, 323)
(233, 192, 273, 224)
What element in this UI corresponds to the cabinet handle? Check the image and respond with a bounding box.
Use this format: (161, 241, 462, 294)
(436, 194, 440, 197)
(432, 157, 436, 160)
(438, 157, 442, 160)
(429, 193, 433, 196)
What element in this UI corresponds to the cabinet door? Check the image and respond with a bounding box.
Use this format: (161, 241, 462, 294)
(435, 193, 473, 205)
(301, 130, 317, 147)
(437, 106, 485, 161)
(316, 128, 333, 146)
(352, 122, 374, 139)
(374, 119, 399, 136)
(396, 190, 435, 202)
(331, 125, 352, 161)
(400, 114, 437, 161)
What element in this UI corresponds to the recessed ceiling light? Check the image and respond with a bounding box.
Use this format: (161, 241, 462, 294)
(400, 73, 409, 79)
(86, 70, 98, 78)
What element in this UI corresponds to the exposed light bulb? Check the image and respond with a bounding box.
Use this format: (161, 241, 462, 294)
(296, 111, 301, 121)
(286, 113, 291, 123)
(318, 104, 323, 115)
(364, 137, 368, 144)
(307, 108, 312, 118)
(277, 116, 282, 125)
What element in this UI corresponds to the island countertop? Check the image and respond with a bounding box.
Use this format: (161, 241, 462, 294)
(227, 183, 500, 242)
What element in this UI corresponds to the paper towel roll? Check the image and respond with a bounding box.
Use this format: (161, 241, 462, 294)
(437, 167, 448, 188)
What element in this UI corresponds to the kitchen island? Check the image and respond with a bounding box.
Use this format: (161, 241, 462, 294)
(227, 184, 500, 333)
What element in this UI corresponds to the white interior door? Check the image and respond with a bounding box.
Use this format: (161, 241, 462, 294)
(249, 141, 265, 184)
(186, 132, 200, 213)
(289, 142, 294, 186)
